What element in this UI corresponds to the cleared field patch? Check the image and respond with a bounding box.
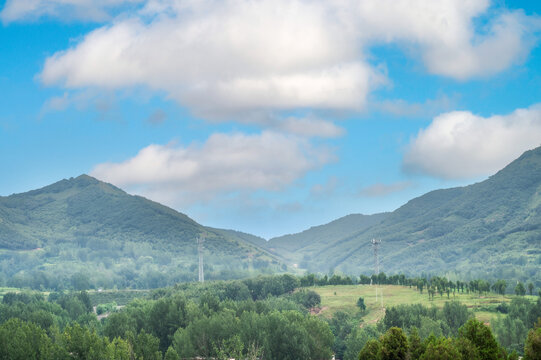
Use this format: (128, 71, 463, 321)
(311, 284, 524, 324)
(0, 287, 20, 300)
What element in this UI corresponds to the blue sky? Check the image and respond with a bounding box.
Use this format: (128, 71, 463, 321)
(1, 0, 541, 238)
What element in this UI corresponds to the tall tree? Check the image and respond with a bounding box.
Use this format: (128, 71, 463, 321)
(515, 283, 526, 297)
(359, 339, 382, 360)
(381, 327, 409, 360)
(524, 327, 541, 360)
(458, 319, 500, 360)
(420, 338, 460, 360)
(408, 327, 425, 360)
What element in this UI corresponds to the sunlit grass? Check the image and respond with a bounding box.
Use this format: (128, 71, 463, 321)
(310, 284, 533, 325)
(0, 287, 21, 300)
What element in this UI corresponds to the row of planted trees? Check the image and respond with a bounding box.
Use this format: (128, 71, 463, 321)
(298, 272, 538, 298)
(419, 277, 536, 300)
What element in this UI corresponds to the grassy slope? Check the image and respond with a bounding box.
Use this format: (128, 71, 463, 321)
(311, 284, 536, 325)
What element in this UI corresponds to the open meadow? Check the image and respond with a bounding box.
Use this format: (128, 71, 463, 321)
(311, 284, 536, 325)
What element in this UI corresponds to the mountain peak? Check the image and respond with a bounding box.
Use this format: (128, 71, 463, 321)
(23, 174, 126, 197)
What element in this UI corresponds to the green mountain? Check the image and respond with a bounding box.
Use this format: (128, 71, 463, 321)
(2, 146, 540, 289)
(0, 175, 284, 289)
(266, 213, 389, 265)
(268, 146, 541, 282)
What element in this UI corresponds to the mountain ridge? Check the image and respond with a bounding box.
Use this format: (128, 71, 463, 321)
(0, 174, 286, 288)
(271, 146, 541, 282)
(1, 146, 540, 288)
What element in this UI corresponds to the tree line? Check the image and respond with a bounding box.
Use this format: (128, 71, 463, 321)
(1, 273, 540, 359)
(298, 272, 538, 298)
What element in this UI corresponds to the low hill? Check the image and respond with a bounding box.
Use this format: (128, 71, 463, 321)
(266, 213, 388, 265)
(269, 146, 541, 284)
(0, 175, 284, 289)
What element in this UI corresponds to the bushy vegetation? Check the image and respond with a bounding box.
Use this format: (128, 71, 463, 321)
(358, 318, 541, 360)
(1, 273, 540, 360)
(492, 296, 541, 354)
(0, 275, 333, 359)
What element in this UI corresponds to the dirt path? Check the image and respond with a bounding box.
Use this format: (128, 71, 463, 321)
(360, 308, 385, 328)
(310, 306, 329, 315)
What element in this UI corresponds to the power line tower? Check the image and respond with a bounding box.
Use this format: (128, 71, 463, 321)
(371, 239, 383, 308)
(371, 238, 381, 275)
(198, 234, 205, 283)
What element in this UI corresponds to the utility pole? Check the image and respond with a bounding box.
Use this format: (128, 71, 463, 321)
(371, 239, 383, 308)
(371, 238, 381, 275)
(198, 234, 205, 283)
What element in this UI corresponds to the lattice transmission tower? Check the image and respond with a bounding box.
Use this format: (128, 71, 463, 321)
(371, 238, 381, 275)
(198, 234, 205, 283)
(371, 239, 383, 308)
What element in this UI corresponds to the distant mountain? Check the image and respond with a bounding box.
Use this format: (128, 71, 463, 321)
(210, 228, 267, 248)
(266, 213, 389, 265)
(2, 146, 540, 290)
(268, 146, 541, 282)
(0, 175, 284, 289)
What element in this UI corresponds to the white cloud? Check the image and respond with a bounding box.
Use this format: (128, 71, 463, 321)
(403, 104, 541, 179)
(43, 92, 70, 112)
(360, 181, 413, 197)
(1, 0, 143, 23)
(146, 109, 166, 125)
(38, 0, 539, 124)
(90, 131, 334, 204)
(41, 89, 119, 120)
(310, 176, 339, 197)
(370, 95, 457, 118)
(273, 117, 344, 138)
(40, 0, 379, 118)
(352, 1, 538, 80)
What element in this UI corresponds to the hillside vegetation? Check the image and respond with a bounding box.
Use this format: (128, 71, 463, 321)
(267, 213, 388, 265)
(1, 146, 541, 289)
(1, 275, 540, 359)
(267, 146, 541, 286)
(0, 175, 285, 289)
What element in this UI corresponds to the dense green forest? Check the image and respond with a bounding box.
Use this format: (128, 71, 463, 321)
(1, 274, 540, 359)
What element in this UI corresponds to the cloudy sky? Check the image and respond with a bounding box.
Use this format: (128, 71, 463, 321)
(1, 0, 541, 238)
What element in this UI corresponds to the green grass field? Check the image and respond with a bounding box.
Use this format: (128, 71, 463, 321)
(311, 285, 535, 325)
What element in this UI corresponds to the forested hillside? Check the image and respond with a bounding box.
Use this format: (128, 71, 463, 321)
(1, 274, 540, 359)
(268, 146, 541, 286)
(267, 213, 388, 265)
(0, 175, 285, 289)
